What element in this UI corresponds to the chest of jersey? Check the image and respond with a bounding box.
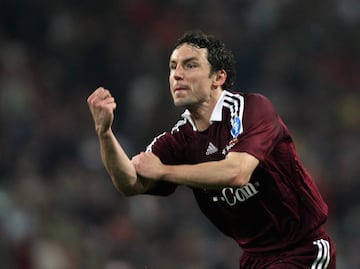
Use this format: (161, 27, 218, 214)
(181, 122, 235, 164)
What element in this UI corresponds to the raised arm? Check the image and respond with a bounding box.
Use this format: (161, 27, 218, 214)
(87, 87, 154, 196)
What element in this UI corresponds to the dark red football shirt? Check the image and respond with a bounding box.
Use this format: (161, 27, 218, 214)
(145, 90, 328, 254)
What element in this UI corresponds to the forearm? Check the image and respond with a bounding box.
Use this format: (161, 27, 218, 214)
(133, 151, 258, 190)
(161, 154, 255, 189)
(98, 130, 148, 195)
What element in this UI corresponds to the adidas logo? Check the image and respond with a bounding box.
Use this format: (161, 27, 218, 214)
(206, 142, 218, 155)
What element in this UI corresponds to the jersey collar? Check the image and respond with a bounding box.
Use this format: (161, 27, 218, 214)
(210, 90, 227, 122)
(181, 90, 228, 130)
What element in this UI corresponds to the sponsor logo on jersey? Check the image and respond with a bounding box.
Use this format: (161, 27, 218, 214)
(206, 142, 218, 155)
(212, 182, 260, 206)
(222, 138, 238, 155)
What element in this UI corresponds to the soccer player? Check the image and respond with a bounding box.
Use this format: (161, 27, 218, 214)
(87, 30, 336, 268)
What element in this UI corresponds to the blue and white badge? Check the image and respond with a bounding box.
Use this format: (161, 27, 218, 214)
(231, 116, 241, 138)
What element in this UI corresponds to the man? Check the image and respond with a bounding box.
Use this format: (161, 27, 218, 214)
(87, 30, 336, 268)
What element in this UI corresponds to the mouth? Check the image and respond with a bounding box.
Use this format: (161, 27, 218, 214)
(174, 85, 188, 93)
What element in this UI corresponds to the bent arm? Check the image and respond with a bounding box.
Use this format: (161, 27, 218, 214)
(134, 151, 259, 189)
(87, 87, 154, 196)
(99, 130, 154, 196)
(163, 152, 259, 188)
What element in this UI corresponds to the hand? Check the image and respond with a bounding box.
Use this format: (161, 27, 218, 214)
(87, 87, 117, 136)
(131, 152, 164, 180)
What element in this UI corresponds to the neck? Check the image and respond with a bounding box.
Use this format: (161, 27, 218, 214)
(188, 89, 223, 131)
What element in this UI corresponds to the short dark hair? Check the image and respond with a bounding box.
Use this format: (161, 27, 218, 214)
(174, 30, 236, 91)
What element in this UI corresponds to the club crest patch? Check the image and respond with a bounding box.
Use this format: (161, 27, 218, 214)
(231, 116, 241, 138)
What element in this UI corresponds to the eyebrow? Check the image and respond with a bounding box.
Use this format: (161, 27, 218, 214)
(169, 56, 199, 65)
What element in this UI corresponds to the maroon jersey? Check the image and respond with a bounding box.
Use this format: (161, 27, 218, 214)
(145, 90, 328, 254)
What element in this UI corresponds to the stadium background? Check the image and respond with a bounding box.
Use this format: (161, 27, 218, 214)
(0, 0, 359, 268)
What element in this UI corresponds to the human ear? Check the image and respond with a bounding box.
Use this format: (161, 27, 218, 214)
(213, 70, 227, 87)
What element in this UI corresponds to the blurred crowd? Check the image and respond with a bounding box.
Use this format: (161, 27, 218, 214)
(0, 0, 359, 268)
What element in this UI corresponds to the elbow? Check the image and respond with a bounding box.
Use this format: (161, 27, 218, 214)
(228, 173, 252, 187)
(111, 176, 141, 197)
(223, 152, 259, 187)
(120, 188, 139, 197)
(114, 182, 141, 197)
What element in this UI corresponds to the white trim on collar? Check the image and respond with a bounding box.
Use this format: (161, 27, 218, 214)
(181, 110, 197, 131)
(181, 90, 228, 130)
(210, 90, 227, 122)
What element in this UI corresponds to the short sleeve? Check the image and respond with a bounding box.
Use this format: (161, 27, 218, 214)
(144, 132, 179, 196)
(229, 94, 284, 161)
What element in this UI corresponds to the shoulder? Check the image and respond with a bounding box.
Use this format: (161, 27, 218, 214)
(225, 92, 279, 131)
(171, 117, 190, 134)
(224, 91, 276, 116)
(147, 117, 193, 151)
(242, 92, 276, 115)
(224, 91, 274, 108)
(243, 92, 273, 105)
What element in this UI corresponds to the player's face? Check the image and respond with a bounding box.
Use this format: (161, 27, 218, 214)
(169, 44, 216, 108)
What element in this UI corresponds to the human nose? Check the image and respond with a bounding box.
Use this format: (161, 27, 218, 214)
(172, 65, 184, 80)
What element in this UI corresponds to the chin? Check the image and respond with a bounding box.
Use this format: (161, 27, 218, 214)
(173, 100, 185, 107)
(173, 97, 194, 108)
(172, 97, 182, 106)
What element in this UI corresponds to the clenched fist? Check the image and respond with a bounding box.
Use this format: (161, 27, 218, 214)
(87, 87, 117, 136)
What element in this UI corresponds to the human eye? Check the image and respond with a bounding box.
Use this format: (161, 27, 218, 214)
(185, 61, 198, 69)
(169, 62, 177, 70)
